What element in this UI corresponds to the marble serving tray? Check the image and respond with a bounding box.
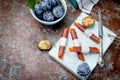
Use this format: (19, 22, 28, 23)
(48, 12, 116, 80)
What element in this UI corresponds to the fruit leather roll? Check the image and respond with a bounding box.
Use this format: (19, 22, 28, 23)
(70, 28, 85, 61)
(58, 28, 69, 60)
(74, 22, 100, 44)
(69, 46, 99, 53)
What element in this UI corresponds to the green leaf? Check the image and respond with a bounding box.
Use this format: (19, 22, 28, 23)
(26, 0, 40, 9)
(35, 0, 40, 4)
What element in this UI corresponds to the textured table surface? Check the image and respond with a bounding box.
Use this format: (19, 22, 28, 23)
(0, 0, 120, 80)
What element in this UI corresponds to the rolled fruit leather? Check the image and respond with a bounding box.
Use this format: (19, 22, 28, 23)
(70, 28, 85, 61)
(69, 46, 99, 53)
(74, 22, 100, 44)
(58, 28, 69, 60)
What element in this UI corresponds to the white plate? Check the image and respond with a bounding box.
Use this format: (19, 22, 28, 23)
(48, 12, 116, 80)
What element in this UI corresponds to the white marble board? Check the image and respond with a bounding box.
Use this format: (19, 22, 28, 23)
(48, 12, 116, 80)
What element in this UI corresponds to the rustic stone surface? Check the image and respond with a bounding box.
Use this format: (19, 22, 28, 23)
(0, 0, 120, 80)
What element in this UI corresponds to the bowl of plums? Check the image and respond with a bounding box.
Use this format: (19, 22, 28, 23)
(30, 0, 67, 25)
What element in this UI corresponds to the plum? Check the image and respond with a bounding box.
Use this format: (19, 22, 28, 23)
(55, 0, 61, 5)
(39, 0, 52, 11)
(34, 4, 43, 19)
(77, 63, 90, 76)
(53, 5, 64, 18)
(43, 11, 54, 22)
(50, 0, 57, 7)
(44, 0, 61, 7)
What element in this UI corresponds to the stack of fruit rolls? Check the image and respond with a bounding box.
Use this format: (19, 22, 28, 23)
(58, 28, 69, 60)
(70, 28, 85, 61)
(74, 22, 100, 44)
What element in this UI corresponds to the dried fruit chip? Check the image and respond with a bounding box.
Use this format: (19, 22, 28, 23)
(82, 16, 95, 27)
(38, 40, 51, 50)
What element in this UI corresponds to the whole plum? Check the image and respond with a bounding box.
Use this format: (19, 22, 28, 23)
(50, 0, 57, 7)
(55, 0, 61, 5)
(77, 63, 90, 76)
(53, 5, 65, 18)
(39, 0, 52, 11)
(43, 11, 55, 22)
(34, 4, 43, 19)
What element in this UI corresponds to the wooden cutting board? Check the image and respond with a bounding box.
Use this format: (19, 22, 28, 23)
(48, 12, 116, 80)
